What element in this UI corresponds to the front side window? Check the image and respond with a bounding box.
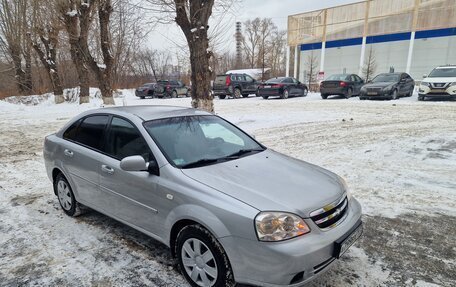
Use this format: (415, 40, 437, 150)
(73, 116, 109, 150)
(105, 117, 153, 161)
(144, 116, 264, 168)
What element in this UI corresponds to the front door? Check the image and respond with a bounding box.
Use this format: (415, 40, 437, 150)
(98, 116, 162, 235)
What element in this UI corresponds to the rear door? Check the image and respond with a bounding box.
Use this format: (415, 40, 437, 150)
(62, 115, 109, 208)
(98, 116, 163, 235)
(283, 78, 296, 94)
(244, 74, 257, 94)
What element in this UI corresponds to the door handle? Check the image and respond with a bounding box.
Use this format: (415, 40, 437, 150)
(64, 149, 74, 157)
(101, 165, 114, 175)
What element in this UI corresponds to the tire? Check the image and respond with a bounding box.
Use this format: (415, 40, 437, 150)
(408, 88, 414, 97)
(418, 95, 425, 101)
(176, 225, 235, 287)
(360, 97, 366, 100)
(262, 95, 269, 99)
(172, 90, 178, 98)
(54, 173, 82, 217)
(303, 88, 308, 97)
(218, 95, 226, 100)
(280, 89, 289, 99)
(346, 88, 353, 99)
(140, 96, 145, 99)
(390, 89, 398, 100)
(242, 94, 249, 98)
(233, 88, 241, 99)
(321, 94, 328, 99)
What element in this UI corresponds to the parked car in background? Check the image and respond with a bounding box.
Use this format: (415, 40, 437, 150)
(320, 74, 364, 99)
(154, 80, 189, 98)
(135, 83, 156, 99)
(44, 106, 362, 287)
(419, 65, 456, 101)
(359, 73, 415, 100)
(258, 77, 308, 99)
(213, 73, 260, 99)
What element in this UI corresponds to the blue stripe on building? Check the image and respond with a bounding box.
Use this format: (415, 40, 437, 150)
(300, 27, 456, 51)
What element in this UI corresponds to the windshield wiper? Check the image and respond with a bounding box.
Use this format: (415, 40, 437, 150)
(180, 158, 220, 169)
(223, 148, 264, 159)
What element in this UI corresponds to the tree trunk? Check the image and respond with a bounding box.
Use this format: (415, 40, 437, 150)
(23, 43, 33, 93)
(97, 0, 115, 105)
(69, 44, 90, 103)
(174, 0, 215, 113)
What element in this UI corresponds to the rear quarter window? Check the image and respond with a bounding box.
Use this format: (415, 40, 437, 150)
(63, 119, 82, 141)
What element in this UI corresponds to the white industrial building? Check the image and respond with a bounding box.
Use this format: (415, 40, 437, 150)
(286, 0, 456, 82)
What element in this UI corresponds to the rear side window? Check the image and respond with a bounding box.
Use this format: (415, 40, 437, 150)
(76, 116, 109, 150)
(63, 119, 81, 141)
(105, 117, 153, 161)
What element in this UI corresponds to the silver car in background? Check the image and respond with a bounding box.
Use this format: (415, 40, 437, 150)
(43, 106, 363, 287)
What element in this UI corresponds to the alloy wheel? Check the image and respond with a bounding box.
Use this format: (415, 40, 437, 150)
(57, 180, 72, 211)
(181, 238, 218, 287)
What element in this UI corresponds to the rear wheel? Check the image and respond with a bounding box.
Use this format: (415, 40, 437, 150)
(280, 89, 289, 99)
(346, 88, 353, 99)
(262, 95, 269, 100)
(172, 90, 178, 98)
(408, 88, 414, 97)
(176, 225, 235, 287)
(234, 88, 241, 99)
(321, 94, 328, 99)
(54, 173, 81, 217)
(218, 95, 226, 99)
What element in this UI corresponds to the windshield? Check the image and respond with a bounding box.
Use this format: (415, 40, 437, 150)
(327, 74, 349, 81)
(371, 74, 400, 83)
(428, 68, 456, 78)
(143, 115, 264, 168)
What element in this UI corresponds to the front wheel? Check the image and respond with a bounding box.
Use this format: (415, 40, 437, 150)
(280, 89, 289, 99)
(346, 88, 353, 99)
(172, 90, 178, 98)
(321, 94, 328, 99)
(418, 95, 425, 101)
(390, 89, 398, 100)
(303, 88, 308, 97)
(262, 95, 269, 99)
(176, 225, 235, 287)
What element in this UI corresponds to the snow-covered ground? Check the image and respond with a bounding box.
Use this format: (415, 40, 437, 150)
(0, 90, 455, 286)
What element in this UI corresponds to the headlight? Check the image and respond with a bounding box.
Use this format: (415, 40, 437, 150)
(383, 86, 393, 92)
(255, 212, 310, 242)
(421, 82, 431, 87)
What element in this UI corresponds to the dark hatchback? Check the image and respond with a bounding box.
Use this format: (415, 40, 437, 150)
(360, 73, 415, 100)
(320, 74, 364, 99)
(258, 77, 308, 99)
(135, 83, 156, 99)
(212, 73, 260, 99)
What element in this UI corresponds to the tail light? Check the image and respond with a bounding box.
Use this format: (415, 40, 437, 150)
(226, 76, 231, 86)
(340, 81, 347, 87)
(272, 84, 284, 88)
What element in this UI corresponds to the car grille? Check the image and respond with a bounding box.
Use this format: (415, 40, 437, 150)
(367, 87, 382, 92)
(310, 196, 348, 230)
(431, 83, 449, 89)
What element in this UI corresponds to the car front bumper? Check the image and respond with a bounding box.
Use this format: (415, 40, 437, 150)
(418, 85, 456, 99)
(360, 90, 393, 99)
(220, 198, 363, 287)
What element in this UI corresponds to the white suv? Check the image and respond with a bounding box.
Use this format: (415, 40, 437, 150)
(419, 65, 456, 101)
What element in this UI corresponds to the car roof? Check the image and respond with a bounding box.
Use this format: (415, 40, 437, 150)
(90, 105, 211, 121)
(435, 65, 456, 69)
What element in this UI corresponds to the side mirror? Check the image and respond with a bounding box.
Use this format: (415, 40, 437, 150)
(147, 160, 160, 176)
(422, 74, 427, 79)
(120, 156, 147, 172)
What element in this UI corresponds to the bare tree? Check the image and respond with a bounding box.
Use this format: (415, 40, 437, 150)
(362, 46, 377, 82)
(242, 18, 261, 69)
(267, 29, 287, 77)
(0, 0, 33, 95)
(57, 0, 96, 104)
(29, 0, 64, 103)
(305, 51, 318, 91)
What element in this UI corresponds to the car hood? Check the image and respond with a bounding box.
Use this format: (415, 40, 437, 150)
(423, 77, 456, 83)
(363, 82, 396, 88)
(181, 149, 345, 218)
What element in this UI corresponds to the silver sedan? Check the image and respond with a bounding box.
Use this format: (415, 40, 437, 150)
(43, 106, 362, 287)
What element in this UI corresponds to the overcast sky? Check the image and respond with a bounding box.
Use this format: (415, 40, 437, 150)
(147, 0, 361, 59)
